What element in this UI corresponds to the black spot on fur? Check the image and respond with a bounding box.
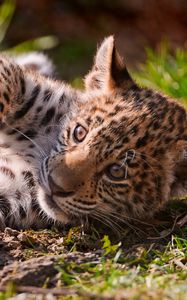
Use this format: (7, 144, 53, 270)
(66, 127, 71, 139)
(26, 153, 35, 158)
(36, 106, 42, 113)
(0, 102, 4, 112)
(143, 162, 149, 170)
(131, 125, 139, 135)
(6, 84, 11, 94)
(40, 107, 55, 126)
(31, 199, 41, 213)
(43, 89, 52, 102)
(59, 93, 65, 104)
(134, 183, 143, 193)
(4, 66, 11, 76)
(96, 115, 104, 124)
(15, 190, 21, 199)
(0, 195, 11, 217)
(86, 117, 91, 125)
(164, 137, 172, 144)
(3, 92, 10, 103)
(22, 171, 35, 188)
(108, 112, 117, 117)
(0, 166, 15, 179)
(56, 113, 62, 121)
(1, 72, 10, 83)
(15, 85, 41, 119)
(122, 136, 129, 143)
(114, 105, 122, 113)
(153, 148, 165, 156)
(153, 121, 160, 130)
(145, 89, 152, 98)
(128, 162, 139, 168)
(20, 77, 26, 95)
(29, 144, 35, 149)
(136, 133, 149, 148)
(45, 127, 51, 134)
(19, 206, 26, 218)
(16, 129, 37, 141)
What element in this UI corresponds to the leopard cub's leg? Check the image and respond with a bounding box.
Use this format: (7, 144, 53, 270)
(0, 150, 45, 229)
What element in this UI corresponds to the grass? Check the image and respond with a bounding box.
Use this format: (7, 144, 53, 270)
(58, 237, 187, 300)
(135, 42, 187, 102)
(53, 220, 187, 299)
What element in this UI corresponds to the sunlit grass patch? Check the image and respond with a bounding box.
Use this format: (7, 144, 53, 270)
(135, 42, 187, 103)
(55, 235, 187, 299)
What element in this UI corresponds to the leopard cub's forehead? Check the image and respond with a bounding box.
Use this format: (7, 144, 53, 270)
(79, 86, 162, 124)
(68, 85, 187, 161)
(78, 87, 146, 129)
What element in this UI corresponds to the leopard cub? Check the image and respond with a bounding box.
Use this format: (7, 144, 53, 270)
(0, 36, 186, 230)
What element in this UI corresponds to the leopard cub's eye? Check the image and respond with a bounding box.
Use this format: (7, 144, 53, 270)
(106, 164, 126, 180)
(73, 125, 88, 143)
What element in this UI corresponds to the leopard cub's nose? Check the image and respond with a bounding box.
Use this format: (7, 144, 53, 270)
(48, 175, 75, 198)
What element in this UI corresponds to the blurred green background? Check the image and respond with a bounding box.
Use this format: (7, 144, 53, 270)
(0, 0, 187, 100)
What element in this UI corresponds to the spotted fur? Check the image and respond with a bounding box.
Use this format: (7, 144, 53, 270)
(0, 37, 186, 230)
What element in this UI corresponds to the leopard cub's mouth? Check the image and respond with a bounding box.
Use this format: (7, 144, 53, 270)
(43, 193, 72, 223)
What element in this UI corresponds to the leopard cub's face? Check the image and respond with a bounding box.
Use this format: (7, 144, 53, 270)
(40, 37, 187, 225)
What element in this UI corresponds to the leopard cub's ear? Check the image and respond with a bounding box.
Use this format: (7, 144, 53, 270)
(85, 36, 134, 92)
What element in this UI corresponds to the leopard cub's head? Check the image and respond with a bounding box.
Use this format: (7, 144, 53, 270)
(41, 36, 187, 225)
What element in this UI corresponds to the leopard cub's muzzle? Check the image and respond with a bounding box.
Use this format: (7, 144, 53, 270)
(48, 174, 79, 198)
(40, 148, 99, 222)
(47, 149, 92, 198)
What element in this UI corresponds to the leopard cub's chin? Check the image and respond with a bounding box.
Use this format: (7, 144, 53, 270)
(38, 191, 70, 224)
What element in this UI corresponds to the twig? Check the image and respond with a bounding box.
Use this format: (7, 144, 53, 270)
(0, 285, 98, 298)
(147, 215, 178, 240)
(173, 259, 187, 271)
